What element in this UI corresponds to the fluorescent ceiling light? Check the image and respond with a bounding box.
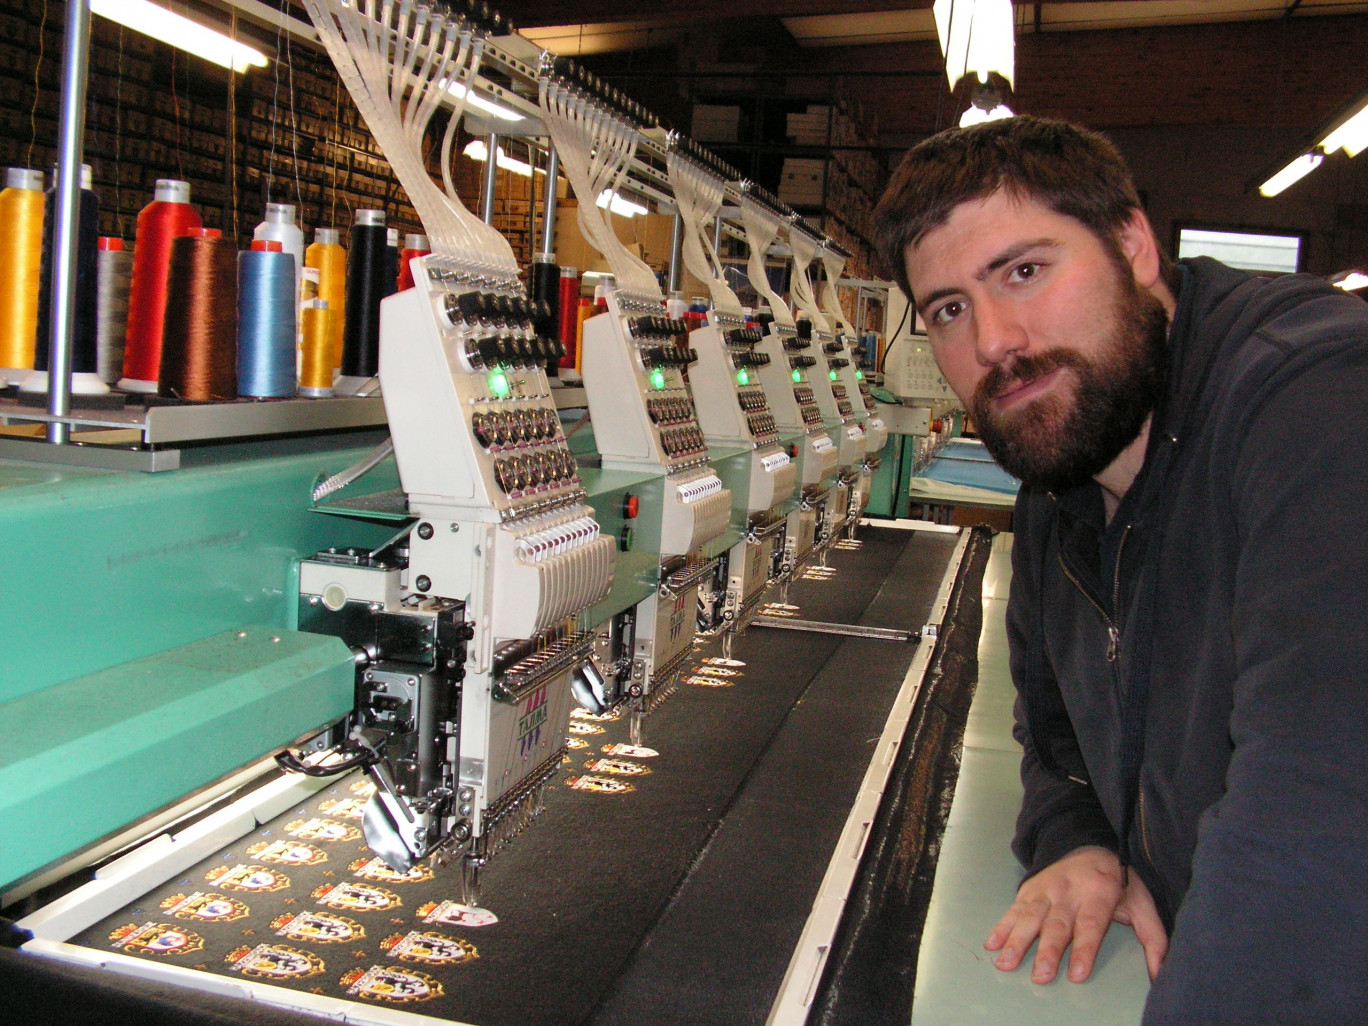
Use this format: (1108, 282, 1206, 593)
(596, 190, 648, 218)
(933, 0, 1014, 89)
(447, 81, 523, 122)
(90, 0, 267, 73)
(462, 140, 537, 178)
(1259, 152, 1324, 198)
(1333, 271, 1368, 291)
(1320, 101, 1368, 159)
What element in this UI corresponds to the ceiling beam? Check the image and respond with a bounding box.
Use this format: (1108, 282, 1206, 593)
(494, 0, 1269, 32)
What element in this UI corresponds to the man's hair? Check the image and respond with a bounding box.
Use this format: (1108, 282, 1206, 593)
(874, 116, 1145, 301)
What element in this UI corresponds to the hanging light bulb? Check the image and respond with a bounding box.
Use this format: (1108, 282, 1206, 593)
(959, 80, 1015, 127)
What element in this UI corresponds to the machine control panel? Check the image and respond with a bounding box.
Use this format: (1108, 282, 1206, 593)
(690, 309, 784, 451)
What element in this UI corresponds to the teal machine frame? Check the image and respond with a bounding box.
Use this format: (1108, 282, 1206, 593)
(0, 406, 397, 897)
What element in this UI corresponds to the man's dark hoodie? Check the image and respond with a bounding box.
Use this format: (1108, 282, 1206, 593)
(1008, 257, 1368, 1023)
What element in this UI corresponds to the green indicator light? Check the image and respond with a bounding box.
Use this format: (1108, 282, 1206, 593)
(791, 368, 802, 383)
(829, 369, 838, 381)
(855, 369, 864, 380)
(650, 368, 667, 390)
(489, 369, 511, 397)
(736, 368, 750, 386)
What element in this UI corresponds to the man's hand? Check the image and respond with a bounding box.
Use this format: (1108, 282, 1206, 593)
(984, 846, 1168, 984)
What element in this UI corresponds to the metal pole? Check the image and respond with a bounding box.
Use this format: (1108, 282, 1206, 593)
(667, 213, 684, 294)
(480, 133, 500, 225)
(47, 0, 92, 445)
(526, 155, 536, 257)
(539, 145, 559, 258)
(712, 213, 723, 254)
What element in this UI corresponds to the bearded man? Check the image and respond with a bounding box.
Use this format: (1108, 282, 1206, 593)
(875, 116, 1368, 1024)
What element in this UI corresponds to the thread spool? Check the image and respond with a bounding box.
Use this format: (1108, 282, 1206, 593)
(0, 168, 45, 382)
(253, 202, 303, 312)
(557, 266, 579, 370)
(384, 227, 400, 298)
(121, 179, 201, 393)
(338, 209, 386, 395)
(397, 232, 430, 291)
(237, 239, 297, 398)
(299, 298, 334, 398)
(159, 228, 237, 401)
(575, 297, 593, 374)
(530, 254, 560, 374)
(96, 236, 132, 385)
(27, 163, 106, 395)
(305, 227, 346, 370)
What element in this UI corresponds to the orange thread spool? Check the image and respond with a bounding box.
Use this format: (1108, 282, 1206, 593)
(298, 298, 334, 397)
(0, 168, 45, 377)
(305, 227, 346, 369)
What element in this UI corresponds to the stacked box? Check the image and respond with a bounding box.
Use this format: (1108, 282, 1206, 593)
(778, 157, 826, 207)
(786, 107, 830, 146)
(693, 104, 743, 144)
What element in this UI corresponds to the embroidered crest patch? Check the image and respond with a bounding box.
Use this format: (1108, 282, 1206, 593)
(159, 892, 249, 923)
(340, 965, 444, 1003)
(312, 882, 403, 913)
(270, 910, 365, 944)
(109, 922, 204, 957)
(225, 943, 325, 979)
(380, 930, 478, 965)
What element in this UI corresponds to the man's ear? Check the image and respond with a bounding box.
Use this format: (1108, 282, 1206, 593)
(1116, 208, 1163, 291)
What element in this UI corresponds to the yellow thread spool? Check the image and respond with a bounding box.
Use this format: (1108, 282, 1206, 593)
(0, 168, 45, 376)
(305, 228, 346, 370)
(299, 298, 335, 397)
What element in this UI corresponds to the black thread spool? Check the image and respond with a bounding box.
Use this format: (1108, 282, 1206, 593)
(338, 209, 387, 395)
(158, 228, 238, 401)
(530, 254, 560, 376)
(28, 164, 102, 394)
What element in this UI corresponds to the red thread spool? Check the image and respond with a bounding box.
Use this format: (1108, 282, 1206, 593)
(396, 233, 430, 291)
(557, 266, 579, 369)
(121, 179, 201, 392)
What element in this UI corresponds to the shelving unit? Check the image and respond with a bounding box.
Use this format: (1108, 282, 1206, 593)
(691, 89, 889, 282)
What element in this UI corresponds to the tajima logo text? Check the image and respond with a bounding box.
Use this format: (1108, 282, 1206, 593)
(518, 686, 548, 757)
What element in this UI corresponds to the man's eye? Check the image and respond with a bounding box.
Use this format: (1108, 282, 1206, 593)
(1009, 262, 1040, 282)
(932, 300, 965, 325)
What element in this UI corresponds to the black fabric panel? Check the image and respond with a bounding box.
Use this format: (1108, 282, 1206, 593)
(586, 531, 960, 1026)
(809, 525, 995, 1025)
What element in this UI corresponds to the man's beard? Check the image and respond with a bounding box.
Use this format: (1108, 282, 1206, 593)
(970, 276, 1169, 492)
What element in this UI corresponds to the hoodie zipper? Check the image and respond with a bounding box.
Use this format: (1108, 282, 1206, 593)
(1059, 521, 1154, 874)
(1109, 524, 1132, 658)
(1056, 559, 1117, 661)
(1137, 783, 1155, 867)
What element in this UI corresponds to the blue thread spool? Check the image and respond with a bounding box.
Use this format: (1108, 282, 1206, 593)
(237, 239, 297, 398)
